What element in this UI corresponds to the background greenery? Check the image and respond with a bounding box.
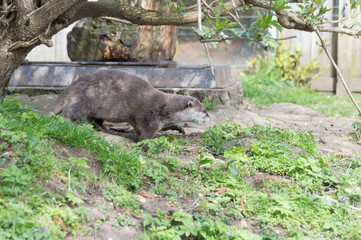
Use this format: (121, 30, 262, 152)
(242, 44, 361, 117)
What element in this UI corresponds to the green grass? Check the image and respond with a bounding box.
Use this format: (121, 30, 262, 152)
(0, 96, 144, 238)
(1, 95, 361, 239)
(140, 122, 361, 239)
(241, 62, 361, 117)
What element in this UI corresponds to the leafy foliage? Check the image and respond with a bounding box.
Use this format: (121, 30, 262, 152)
(112, 214, 136, 229)
(201, 122, 336, 190)
(202, 122, 245, 155)
(133, 135, 188, 155)
(141, 212, 261, 240)
(167, 0, 360, 50)
(0, 97, 139, 238)
(103, 183, 142, 214)
(242, 49, 361, 117)
(247, 43, 321, 87)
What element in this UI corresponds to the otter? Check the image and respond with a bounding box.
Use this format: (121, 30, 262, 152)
(46, 69, 210, 140)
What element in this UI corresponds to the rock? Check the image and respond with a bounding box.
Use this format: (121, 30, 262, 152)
(159, 81, 243, 107)
(67, 0, 177, 62)
(137, 196, 147, 203)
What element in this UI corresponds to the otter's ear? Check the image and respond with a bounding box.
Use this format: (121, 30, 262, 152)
(187, 101, 194, 108)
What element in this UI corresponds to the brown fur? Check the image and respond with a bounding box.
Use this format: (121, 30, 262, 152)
(46, 69, 210, 140)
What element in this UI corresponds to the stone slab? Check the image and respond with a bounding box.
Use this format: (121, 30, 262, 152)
(159, 81, 243, 106)
(8, 81, 243, 107)
(10, 61, 230, 89)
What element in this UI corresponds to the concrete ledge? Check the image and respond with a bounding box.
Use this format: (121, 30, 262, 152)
(10, 61, 230, 88)
(8, 81, 243, 107)
(159, 81, 243, 106)
(8, 61, 243, 107)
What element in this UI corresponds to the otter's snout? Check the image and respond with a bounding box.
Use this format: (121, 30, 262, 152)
(196, 111, 210, 124)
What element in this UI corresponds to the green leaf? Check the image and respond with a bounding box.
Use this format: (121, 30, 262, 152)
(230, 28, 245, 38)
(229, 166, 239, 175)
(199, 152, 215, 166)
(69, 156, 90, 169)
(274, 0, 292, 10)
(143, 213, 154, 228)
(65, 191, 84, 205)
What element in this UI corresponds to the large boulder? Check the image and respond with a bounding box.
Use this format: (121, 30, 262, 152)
(67, 0, 177, 62)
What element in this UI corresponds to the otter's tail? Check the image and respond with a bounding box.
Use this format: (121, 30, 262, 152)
(45, 95, 64, 117)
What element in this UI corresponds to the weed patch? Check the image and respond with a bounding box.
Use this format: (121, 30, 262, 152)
(202, 98, 218, 111)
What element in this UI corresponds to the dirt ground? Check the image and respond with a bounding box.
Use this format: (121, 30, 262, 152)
(94, 101, 360, 157)
(16, 94, 361, 239)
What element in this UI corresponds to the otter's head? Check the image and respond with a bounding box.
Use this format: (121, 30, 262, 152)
(174, 98, 210, 124)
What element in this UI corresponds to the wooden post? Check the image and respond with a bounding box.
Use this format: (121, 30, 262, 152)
(336, 0, 353, 95)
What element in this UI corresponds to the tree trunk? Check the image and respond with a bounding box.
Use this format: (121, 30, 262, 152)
(131, 0, 177, 62)
(0, 0, 87, 97)
(0, 48, 31, 95)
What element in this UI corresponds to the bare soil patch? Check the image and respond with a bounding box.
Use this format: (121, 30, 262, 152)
(101, 102, 360, 156)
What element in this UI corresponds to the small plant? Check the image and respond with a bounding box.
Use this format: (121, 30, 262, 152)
(352, 121, 361, 144)
(275, 43, 321, 87)
(224, 147, 257, 177)
(201, 98, 218, 111)
(147, 159, 169, 185)
(201, 122, 246, 155)
(102, 183, 141, 214)
(141, 211, 261, 239)
(247, 43, 321, 87)
(198, 151, 216, 166)
(112, 214, 136, 229)
(133, 135, 188, 154)
(69, 156, 90, 170)
(0, 164, 32, 195)
(65, 191, 84, 205)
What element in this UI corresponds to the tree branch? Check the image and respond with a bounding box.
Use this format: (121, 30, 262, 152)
(200, 36, 235, 42)
(0, 1, 15, 40)
(72, 0, 244, 26)
(317, 25, 361, 38)
(71, 0, 359, 38)
(26, 0, 86, 32)
(8, 23, 53, 51)
(196, 0, 215, 76)
(244, 0, 361, 38)
(100, 17, 133, 25)
(72, 1, 200, 25)
(315, 28, 361, 116)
